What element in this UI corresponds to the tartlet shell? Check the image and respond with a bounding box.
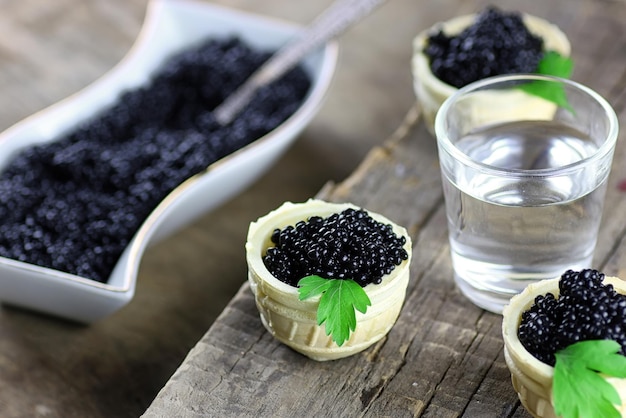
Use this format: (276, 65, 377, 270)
(412, 13, 571, 134)
(245, 199, 412, 361)
(502, 276, 626, 417)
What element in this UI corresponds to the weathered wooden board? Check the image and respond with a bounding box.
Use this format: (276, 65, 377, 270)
(0, 0, 429, 416)
(0, 0, 625, 417)
(142, 0, 626, 416)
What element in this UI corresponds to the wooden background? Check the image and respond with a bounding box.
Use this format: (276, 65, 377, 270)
(1, 0, 625, 417)
(142, 1, 626, 416)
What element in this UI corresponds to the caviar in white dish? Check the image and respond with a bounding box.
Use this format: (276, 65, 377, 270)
(0, 0, 337, 323)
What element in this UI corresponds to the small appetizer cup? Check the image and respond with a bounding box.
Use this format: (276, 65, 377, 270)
(245, 199, 412, 361)
(412, 13, 571, 134)
(501, 276, 626, 417)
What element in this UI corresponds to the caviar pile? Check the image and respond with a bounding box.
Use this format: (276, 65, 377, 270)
(262, 208, 408, 287)
(518, 269, 626, 366)
(0, 37, 311, 283)
(424, 7, 544, 88)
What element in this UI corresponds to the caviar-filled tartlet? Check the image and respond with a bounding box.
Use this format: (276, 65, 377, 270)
(245, 199, 412, 361)
(502, 270, 626, 418)
(412, 7, 571, 133)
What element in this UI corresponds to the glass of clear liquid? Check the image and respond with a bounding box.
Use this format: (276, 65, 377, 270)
(435, 74, 619, 313)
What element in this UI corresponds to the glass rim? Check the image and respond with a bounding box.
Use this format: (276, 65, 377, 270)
(434, 74, 619, 178)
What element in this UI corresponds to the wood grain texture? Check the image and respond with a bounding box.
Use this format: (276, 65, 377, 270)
(142, 0, 626, 417)
(0, 0, 415, 416)
(0, 0, 624, 417)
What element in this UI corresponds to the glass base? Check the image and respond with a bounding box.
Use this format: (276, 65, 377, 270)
(454, 274, 523, 314)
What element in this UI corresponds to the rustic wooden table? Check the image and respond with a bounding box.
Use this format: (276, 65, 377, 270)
(1, 0, 625, 417)
(141, 1, 626, 417)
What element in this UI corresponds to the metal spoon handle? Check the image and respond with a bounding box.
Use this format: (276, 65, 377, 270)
(213, 0, 387, 125)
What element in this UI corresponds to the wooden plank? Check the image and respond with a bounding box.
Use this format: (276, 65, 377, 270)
(142, 114, 519, 417)
(0, 0, 429, 416)
(142, 1, 626, 416)
(0, 0, 624, 416)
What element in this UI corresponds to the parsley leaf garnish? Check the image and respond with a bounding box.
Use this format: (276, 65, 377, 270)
(537, 50, 574, 78)
(519, 50, 574, 111)
(298, 275, 371, 346)
(553, 340, 626, 418)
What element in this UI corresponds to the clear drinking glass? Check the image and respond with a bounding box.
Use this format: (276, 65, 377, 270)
(435, 74, 619, 313)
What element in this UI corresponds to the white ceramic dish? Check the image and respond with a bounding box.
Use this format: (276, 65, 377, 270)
(0, 0, 338, 322)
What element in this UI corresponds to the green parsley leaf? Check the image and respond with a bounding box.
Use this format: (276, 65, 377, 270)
(297, 275, 371, 346)
(518, 50, 574, 111)
(537, 50, 574, 79)
(553, 340, 626, 418)
(298, 275, 333, 301)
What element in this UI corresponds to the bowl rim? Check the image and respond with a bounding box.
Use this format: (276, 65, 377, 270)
(116, 2, 339, 293)
(245, 199, 413, 300)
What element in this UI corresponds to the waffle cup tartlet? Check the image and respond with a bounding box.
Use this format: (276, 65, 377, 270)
(412, 12, 571, 134)
(245, 199, 412, 361)
(502, 276, 626, 418)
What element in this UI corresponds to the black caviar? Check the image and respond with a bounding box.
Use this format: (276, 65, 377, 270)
(518, 269, 626, 366)
(0, 37, 311, 283)
(262, 208, 408, 287)
(424, 7, 544, 88)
